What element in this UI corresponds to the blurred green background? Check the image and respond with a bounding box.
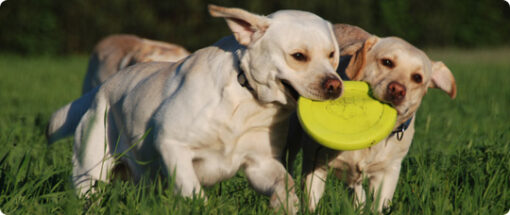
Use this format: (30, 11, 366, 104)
(1, 1, 509, 214)
(1, 0, 509, 55)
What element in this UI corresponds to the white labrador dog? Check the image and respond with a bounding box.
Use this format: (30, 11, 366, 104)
(47, 5, 342, 213)
(287, 24, 456, 212)
(82, 34, 190, 94)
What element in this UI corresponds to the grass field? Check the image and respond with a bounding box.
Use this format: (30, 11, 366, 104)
(0, 48, 509, 214)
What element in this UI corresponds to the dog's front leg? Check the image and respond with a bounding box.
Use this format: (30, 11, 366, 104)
(244, 157, 299, 214)
(304, 167, 327, 212)
(369, 162, 402, 211)
(301, 136, 329, 212)
(157, 141, 204, 198)
(352, 182, 367, 208)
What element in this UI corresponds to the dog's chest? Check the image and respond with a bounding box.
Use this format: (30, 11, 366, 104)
(207, 95, 282, 148)
(188, 95, 286, 185)
(329, 136, 410, 183)
(155, 72, 290, 184)
(174, 83, 284, 149)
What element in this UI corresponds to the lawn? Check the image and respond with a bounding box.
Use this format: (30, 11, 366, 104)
(0, 48, 509, 214)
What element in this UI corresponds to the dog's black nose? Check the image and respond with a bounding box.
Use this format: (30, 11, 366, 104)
(386, 81, 406, 105)
(322, 77, 342, 99)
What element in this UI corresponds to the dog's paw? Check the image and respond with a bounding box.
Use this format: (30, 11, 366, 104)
(270, 192, 299, 215)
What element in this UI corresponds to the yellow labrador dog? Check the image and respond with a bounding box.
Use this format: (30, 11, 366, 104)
(47, 5, 342, 213)
(82, 34, 190, 94)
(287, 24, 456, 212)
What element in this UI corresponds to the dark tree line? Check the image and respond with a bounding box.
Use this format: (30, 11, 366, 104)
(0, 0, 509, 55)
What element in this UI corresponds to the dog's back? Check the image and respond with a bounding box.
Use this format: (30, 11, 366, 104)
(82, 34, 189, 94)
(47, 61, 174, 145)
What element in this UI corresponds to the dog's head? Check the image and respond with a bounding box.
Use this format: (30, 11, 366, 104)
(209, 5, 342, 106)
(336, 25, 456, 123)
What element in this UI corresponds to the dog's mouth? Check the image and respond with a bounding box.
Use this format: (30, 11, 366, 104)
(371, 89, 403, 114)
(383, 100, 408, 115)
(377, 98, 401, 114)
(280, 80, 300, 101)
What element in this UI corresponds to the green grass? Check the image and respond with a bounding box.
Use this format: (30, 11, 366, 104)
(0, 49, 509, 214)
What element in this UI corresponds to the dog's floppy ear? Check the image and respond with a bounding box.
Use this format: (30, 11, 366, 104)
(344, 36, 379, 80)
(429, 61, 457, 99)
(209, 5, 270, 46)
(333, 24, 371, 53)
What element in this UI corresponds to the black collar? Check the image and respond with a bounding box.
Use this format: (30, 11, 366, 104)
(337, 54, 412, 141)
(237, 68, 254, 91)
(390, 117, 413, 141)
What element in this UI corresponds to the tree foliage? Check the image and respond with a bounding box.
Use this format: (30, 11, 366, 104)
(0, 0, 509, 55)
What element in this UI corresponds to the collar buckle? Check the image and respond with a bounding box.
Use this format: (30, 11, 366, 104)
(395, 128, 405, 141)
(392, 117, 413, 141)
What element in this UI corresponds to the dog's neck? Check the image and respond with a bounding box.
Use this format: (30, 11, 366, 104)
(209, 37, 254, 92)
(237, 68, 254, 91)
(232, 40, 294, 107)
(391, 116, 414, 140)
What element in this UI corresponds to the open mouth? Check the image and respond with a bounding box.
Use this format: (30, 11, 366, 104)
(280, 80, 300, 101)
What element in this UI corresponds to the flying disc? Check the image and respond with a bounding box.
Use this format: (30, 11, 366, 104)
(297, 81, 397, 150)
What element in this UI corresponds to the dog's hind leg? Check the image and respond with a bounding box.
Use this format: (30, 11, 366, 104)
(72, 100, 115, 196)
(244, 157, 299, 214)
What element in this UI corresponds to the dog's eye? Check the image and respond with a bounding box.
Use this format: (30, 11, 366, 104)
(291, 52, 308, 62)
(412, 73, 423, 83)
(381, 58, 394, 68)
(328, 51, 335, 59)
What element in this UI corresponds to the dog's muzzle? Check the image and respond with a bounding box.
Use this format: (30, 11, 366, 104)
(322, 76, 342, 99)
(385, 81, 406, 105)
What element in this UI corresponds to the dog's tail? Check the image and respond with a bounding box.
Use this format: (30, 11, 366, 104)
(46, 88, 98, 144)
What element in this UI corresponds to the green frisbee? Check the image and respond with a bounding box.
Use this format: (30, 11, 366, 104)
(297, 81, 397, 150)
